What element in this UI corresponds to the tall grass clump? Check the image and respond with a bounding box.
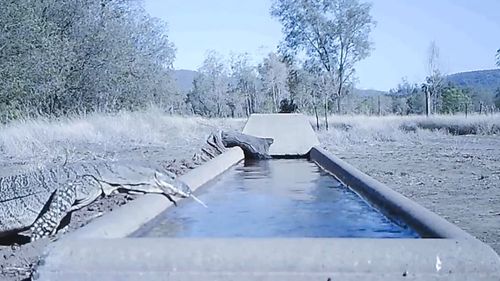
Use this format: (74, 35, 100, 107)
(0, 107, 245, 166)
(316, 114, 500, 148)
(400, 114, 500, 135)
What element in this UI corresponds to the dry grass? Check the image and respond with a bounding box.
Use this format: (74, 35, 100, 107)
(0, 108, 245, 167)
(400, 114, 500, 135)
(2, 111, 498, 167)
(315, 114, 500, 148)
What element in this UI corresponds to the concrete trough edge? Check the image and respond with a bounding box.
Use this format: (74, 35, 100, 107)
(243, 113, 320, 156)
(65, 147, 244, 239)
(37, 238, 500, 280)
(309, 146, 478, 240)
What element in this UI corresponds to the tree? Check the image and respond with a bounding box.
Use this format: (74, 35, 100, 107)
(406, 93, 425, 115)
(282, 56, 298, 99)
(294, 65, 323, 129)
(468, 89, 493, 114)
(271, 0, 375, 114)
(494, 88, 500, 110)
(496, 49, 500, 67)
(0, 0, 177, 122)
(388, 79, 414, 114)
(187, 51, 229, 117)
(229, 53, 258, 117)
(258, 52, 289, 112)
(389, 96, 407, 115)
(299, 61, 331, 128)
(388, 79, 423, 115)
(421, 41, 444, 116)
(441, 84, 471, 114)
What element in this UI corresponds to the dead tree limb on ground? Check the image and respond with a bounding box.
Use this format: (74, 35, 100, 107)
(221, 131, 273, 159)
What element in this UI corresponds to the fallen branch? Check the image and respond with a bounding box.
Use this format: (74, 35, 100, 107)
(221, 131, 273, 159)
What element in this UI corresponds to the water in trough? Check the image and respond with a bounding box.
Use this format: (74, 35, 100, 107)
(137, 159, 418, 238)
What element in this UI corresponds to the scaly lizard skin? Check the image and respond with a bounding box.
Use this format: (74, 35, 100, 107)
(0, 162, 196, 241)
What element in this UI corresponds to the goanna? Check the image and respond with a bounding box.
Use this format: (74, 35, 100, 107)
(0, 162, 203, 241)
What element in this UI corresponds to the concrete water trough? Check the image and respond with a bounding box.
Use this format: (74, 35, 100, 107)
(35, 114, 500, 280)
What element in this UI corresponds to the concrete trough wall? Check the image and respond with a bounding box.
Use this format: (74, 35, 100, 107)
(243, 113, 319, 156)
(36, 238, 500, 281)
(309, 147, 475, 240)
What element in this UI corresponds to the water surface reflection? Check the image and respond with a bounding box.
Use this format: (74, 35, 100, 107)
(139, 159, 418, 238)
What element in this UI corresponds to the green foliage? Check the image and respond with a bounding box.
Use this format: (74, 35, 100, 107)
(447, 69, 500, 93)
(229, 53, 259, 116)
(355, 98, 374, 115)
(390, 97, 408, 115)
(421, 71, 445, 115)
(406, 94, 425, 115)
(271, 0, 375, 113)
(443, 69, 500, 112)
(467, 89, 493, 112)
(497, 49, 500, 67)
(440, 85, 471, 114)
(0, 0, 176, 123)
(495, 89, 500, 110)
(388, 79, 423, 115)
(258, 53, 289, 113)
(187, 51, 292, 118)
(187, 51, 229, 117)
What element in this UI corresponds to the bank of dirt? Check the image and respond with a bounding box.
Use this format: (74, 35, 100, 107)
(320, 133, 500, 254)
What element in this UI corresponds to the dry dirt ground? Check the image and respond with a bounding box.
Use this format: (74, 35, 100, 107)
(319, 133, 500, 254)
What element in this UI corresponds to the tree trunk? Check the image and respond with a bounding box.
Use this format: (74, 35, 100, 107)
(336, 69, 344, 114)
(216, 103, 221, 117)
(276, 87, 281, 112)
(247, 95, 251, 116)
(324, 94, 329, 131)
(250, 92, 255, 114)
(272, 86, 278, 113)
(377, 95, 381, 116)
(314, 104, 319, 130)
(336, 97, 341, 114)
(425, 90, 431, 116)
(311, 90, 320, 130)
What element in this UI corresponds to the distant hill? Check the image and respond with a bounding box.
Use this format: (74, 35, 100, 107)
(447, 69, 500, 93)
(173, 69, 198, 92)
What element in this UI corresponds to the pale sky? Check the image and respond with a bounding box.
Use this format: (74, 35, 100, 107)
(144, 0, 500, 91)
